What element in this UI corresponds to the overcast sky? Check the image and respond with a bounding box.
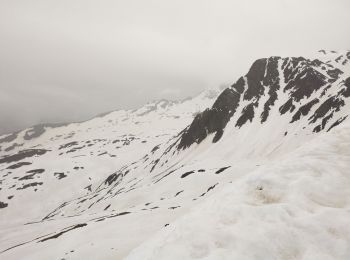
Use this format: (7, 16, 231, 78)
(0, 0, 349, 134)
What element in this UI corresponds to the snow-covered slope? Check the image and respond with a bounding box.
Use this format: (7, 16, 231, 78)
(0, 50, 349, 260)
(0, 89, 219, 225)
(126, 119, 350, 260)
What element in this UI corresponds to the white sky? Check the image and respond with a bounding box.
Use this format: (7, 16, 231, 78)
(0, 0, 349, 134)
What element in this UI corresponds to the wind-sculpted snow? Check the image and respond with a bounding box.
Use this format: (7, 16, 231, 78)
(0, 51, 349, 260)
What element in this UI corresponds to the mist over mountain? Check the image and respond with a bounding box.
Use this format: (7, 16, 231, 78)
(1, 0, 350, 135)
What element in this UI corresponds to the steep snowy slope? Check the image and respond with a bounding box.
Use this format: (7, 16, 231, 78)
(0, 50, 349, 260)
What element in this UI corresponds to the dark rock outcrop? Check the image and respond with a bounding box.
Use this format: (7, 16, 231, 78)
(178, 86, 241, 149)
(176, 56, 349, 150)
(0, 149, 48, 164)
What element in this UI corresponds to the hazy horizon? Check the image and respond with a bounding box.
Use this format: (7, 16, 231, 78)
(1, 0, 349, 135)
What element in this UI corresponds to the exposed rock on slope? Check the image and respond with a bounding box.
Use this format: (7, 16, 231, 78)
(0, 51, 349, 260)
(178, 54, 350, 150)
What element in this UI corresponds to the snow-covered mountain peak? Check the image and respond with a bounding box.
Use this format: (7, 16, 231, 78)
(174, 54, 349, 152)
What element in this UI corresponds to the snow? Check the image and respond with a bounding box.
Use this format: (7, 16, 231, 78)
(0, 87, 219, 226)
(0, 52, 349, 260)
(126, 121, 350, 260)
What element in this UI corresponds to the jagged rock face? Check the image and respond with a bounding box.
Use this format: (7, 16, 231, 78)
(178, 88, 240, 148)
(178, 55, 350, 150)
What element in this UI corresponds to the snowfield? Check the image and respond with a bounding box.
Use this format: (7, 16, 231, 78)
(0, 50, 350, 259)
(126, 122, 350, 260)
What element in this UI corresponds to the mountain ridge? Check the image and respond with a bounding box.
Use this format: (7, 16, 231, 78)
(1, 50, 350, 260)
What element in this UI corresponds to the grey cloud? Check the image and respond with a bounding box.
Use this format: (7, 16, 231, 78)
(0, 0, 349, 134)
